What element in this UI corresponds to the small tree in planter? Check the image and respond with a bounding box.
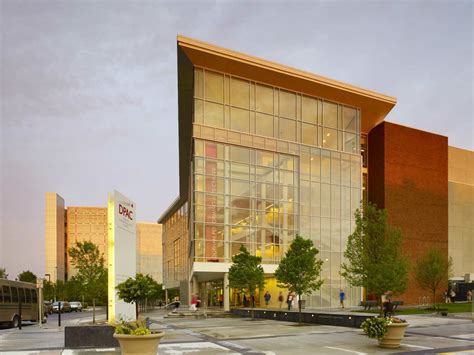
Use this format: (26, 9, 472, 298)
(228, 245, 265, 319)
(341, 202, 410, 348)
(275, 235, 324, 323)
(414, 247, 452, 311)
(116, 273, 154, 320)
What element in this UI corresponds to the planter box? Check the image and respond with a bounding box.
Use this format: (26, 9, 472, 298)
(378, 323, 409, 349)
(65, 325, 118, 348)
(114, 332, 165, 355)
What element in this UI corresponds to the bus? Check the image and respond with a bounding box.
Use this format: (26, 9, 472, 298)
(0, 279, 43, 328)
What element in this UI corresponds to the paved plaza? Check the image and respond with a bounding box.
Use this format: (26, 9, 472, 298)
(0, 307, 473, 354)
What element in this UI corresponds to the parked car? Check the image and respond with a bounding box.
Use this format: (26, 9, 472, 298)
(51, 301, 71, 313)
(70, 301, 83, 312)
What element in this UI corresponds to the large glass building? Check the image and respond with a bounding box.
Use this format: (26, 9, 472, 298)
(159, 36, 473, 309)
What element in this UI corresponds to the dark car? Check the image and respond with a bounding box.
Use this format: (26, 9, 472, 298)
(52, 301, 71, 313)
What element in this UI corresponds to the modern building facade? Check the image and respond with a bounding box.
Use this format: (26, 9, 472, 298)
(159, 36, 473, 309)
(44, 193, 163, 283)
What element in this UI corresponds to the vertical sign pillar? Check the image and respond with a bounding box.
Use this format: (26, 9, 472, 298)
(108, 190, 136, 323)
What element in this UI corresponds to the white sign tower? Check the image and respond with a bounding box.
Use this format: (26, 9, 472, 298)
(108, 190, 136, 322)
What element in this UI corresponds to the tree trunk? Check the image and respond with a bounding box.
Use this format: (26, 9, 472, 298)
(135, 302, 139, 320)
(298, 294, 302, 324)
(92, 298, 96, 324)
(433, 289, 437, 312)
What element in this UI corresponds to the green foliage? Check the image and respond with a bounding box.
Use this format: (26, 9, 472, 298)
(414, 248, 453, 309)
(228, 245, 265, 317)
(116, 273, 160, 319)
(0, 267, 8, 279)
(275, 235, 323, 320)
(115, 319, 151, 336)
(68, 241, 107, 303)
(361, 317, 389, 339)
(341, 202, 409, 312)
(18, 270, 37, 283)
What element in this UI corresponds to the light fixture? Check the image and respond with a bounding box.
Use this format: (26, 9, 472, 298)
(326, 133, 330, 137)
(323, 139, 326, 143)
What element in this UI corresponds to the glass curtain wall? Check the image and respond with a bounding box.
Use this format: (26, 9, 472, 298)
(193, 67, 362, 307)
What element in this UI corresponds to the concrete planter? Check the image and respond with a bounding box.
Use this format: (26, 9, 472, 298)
(113, 332, 165, 354)
(378, 323, 409, 349)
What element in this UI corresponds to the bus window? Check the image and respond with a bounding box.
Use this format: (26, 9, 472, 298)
(3, 286, 11, 303)
(19, 288, 26, 303)
(0, 285, 3, 302)
(32, 289, 38, 303)
(11, 287, 18, 303)
(26, 289, 32, 303)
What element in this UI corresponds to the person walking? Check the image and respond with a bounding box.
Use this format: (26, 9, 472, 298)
(189, 293, 197, 311)
(278, 292, 284, 309)
(382, 291, 392, 318)
(466, 290, 472, 302)
(264, 291, 271, 307)
(287, 293, 293, 310)
(339, 289, 345, 309)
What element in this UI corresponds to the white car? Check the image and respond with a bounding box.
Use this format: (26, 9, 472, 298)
(69, 301, 83, 312)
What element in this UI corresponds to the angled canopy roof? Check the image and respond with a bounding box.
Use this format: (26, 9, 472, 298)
(178, 35, 396, 134)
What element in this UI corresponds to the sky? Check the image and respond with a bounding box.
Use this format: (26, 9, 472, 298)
(1, 0, 472, 279)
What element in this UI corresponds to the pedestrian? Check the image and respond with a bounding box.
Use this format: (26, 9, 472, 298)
(450, 289, 456, 303)
(466, 290, 472, 302)
(444, 289, 450, 303)
(287, 293, 293, 310)
(189, 293, 197, 311)
(219, 294, 224, 307)
(243, 295, 248, 307)
(278, 292, 284, 309)
(339, 289, 345, 309)
(264, 291, 271, 307)
(292, 293, 298, 310)
(382, 291, 392, 318)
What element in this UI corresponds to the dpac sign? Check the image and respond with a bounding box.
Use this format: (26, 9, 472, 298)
(108, 190, 136, 323)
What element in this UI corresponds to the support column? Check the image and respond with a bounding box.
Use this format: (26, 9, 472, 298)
(224, 272, 230, 312)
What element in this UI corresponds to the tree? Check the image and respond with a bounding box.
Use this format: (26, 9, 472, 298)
(0, 267, 8, 279)
(228, 245, 265, 319)
(341, 202, 409, 316)
(68, 241, 107, 323)
(275, 235, 324, 323)
(414, 248, 452, 310)
(18, 270, 37, 283)
(116, 273, 155, 320)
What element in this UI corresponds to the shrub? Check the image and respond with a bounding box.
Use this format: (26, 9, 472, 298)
(361, 317, 389, 339)
(115, 319, 151, 336)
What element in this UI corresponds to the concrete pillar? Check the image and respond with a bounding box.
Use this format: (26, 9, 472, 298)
(224, 272, 230, 312)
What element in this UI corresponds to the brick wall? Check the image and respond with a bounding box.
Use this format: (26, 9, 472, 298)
(368, 122, 448, 305)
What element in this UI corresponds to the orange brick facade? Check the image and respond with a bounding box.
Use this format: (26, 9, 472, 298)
(368, 122, 448, 305)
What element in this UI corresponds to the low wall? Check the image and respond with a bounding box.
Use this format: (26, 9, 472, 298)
(65, 325, 118, 348)
(232, 308, 370, 328)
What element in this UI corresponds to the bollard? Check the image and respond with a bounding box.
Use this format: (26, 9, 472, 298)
(19, 299, 22, 330)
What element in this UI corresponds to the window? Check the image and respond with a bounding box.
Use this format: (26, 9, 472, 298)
(323, 101, 338, 129)
(343, 106, 357, 132)
(26, 288, 32, 303)
(302, 96, 317, 124)
(204, 101, 224, 128)
(256, 84, 273, 114)
(3, 286, 11, 303)
(205, 71, 224, 103)
(11, 287, 18, 303)
(31, 289, 37, 303)
(302, 123, 318, 146)
(255, 113, 273, 137)
(279, 118, 296, 141)
(231, 77, 250, 109)
(19, 288, 26, 303)
(279, 90, 296, 119)
(230, 107, 250, 133)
